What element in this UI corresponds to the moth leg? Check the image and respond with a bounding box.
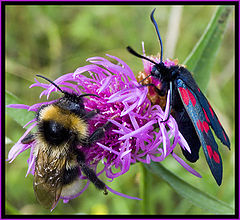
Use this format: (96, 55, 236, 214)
(140, 82, 173, 122)
(21, 133, 36, 144)
(138, 83, 165, 96)
(76, 151, 108, 195)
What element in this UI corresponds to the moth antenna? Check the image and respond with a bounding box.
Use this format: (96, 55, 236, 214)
(126, 46, 158, 65)
(36, 75, 64, 94)
(139, 74, 152, 84)
(79, 93, 100, 98)
(150, 8, 163, 63)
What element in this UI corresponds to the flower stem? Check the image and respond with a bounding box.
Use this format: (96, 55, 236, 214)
(140, 163, 152, 214)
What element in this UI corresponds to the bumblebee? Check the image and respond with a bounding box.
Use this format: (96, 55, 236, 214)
(21, 75, 110, 210)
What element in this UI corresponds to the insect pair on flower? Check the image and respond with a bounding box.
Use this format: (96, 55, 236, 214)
(7, 8, 230, 210)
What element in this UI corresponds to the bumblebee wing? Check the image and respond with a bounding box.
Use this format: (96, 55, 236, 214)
(34, 148, 66, 210)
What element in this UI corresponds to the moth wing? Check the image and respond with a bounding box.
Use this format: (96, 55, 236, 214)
(176, 78, 223, 185)
(174, 106, 201, 162)
(194, 87, 230, 148)
(178, 69, 230, 149)
(34, 148, 66, 209)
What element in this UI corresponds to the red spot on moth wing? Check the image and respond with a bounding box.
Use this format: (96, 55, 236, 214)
(179, 87, 189, 105)
(202, 121, 210, 133)
(187, 89, 196, 106)
(213, 151, 220, 163)
(208, 102, 215, 117)
(202, 108, 210, 123)
(223, 131, 227, 142)
(197, 88, 201, 93)
(197, 120, 203, 132)
(209, 107, 214, 118)
(207, 145, 213, 158)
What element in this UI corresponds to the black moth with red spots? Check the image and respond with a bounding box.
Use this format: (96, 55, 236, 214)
(127, 9, 230, 185)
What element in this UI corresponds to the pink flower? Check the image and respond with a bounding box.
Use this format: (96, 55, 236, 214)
(7, 53, 201, 207)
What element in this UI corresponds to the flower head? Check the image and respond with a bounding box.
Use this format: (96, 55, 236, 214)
(7, 51, 201, 207)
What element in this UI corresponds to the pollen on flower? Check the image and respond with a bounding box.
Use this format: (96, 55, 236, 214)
(137, 70, 167, 109)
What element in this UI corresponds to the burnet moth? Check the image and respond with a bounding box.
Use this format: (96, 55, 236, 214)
(127, 8, 230, 185)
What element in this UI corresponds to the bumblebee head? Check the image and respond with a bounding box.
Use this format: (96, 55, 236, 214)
(57, 92, 100, 116)
(36, 75, 99, 146)
(36, 75, 100, 116)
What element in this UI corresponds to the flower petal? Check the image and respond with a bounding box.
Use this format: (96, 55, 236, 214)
(105, 185, 142, 200)
(119, 120, 156, 140)
(171, 152, 202, 178)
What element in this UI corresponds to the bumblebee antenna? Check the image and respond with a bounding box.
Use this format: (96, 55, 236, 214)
(79, 93, 100, 98)
(126, 46, 158, 65)
(150, 8, 163, 63)
(36, 75, 100, 98)
(36, 74, 64, 94)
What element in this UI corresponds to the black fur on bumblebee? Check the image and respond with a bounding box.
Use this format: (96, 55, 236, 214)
(21, 75, 111, 209)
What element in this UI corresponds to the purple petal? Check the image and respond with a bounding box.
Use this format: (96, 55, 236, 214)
(7, 122, 37, 162)
(149, 150, 165, 162)
(105, 185, 141, 200)
(119, 120, 156, 140)
(141, 41, 146, 56)
(120, 149, 132, 159)
(74, 64, 111, 77)
(159, 123, 169, 157)
(97, 143, 120, 155)
(109, 119, 132, 134)
(163, 90, 170, 121)
(106, 54, 136, 81)
(98, 75, 114, 93)
(171, 152, 202, 178)
(137, 88, 148, 107)
(6, 104, 30, 109)
(28, 100, 56, 112)
(128, 113, 139, 130)
(178, 132, 191, 153)
(23, 118, 37, 128)
(121, 101, 138, 116)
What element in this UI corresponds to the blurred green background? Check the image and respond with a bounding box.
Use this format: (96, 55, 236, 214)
(5, 5, 235, 215)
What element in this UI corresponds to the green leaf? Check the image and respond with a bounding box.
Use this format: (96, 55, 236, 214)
(184, 6, 233, 91)
(6, 91, 35, 128)
(145, 162, 234, 214)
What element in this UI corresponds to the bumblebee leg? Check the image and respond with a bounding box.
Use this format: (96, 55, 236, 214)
(77, 152, 108, 195)
(82, 109, 100, 120)
(62, 166, 79, 185)
(88, 121, 112, 144)
(21, 133, 35, 144)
